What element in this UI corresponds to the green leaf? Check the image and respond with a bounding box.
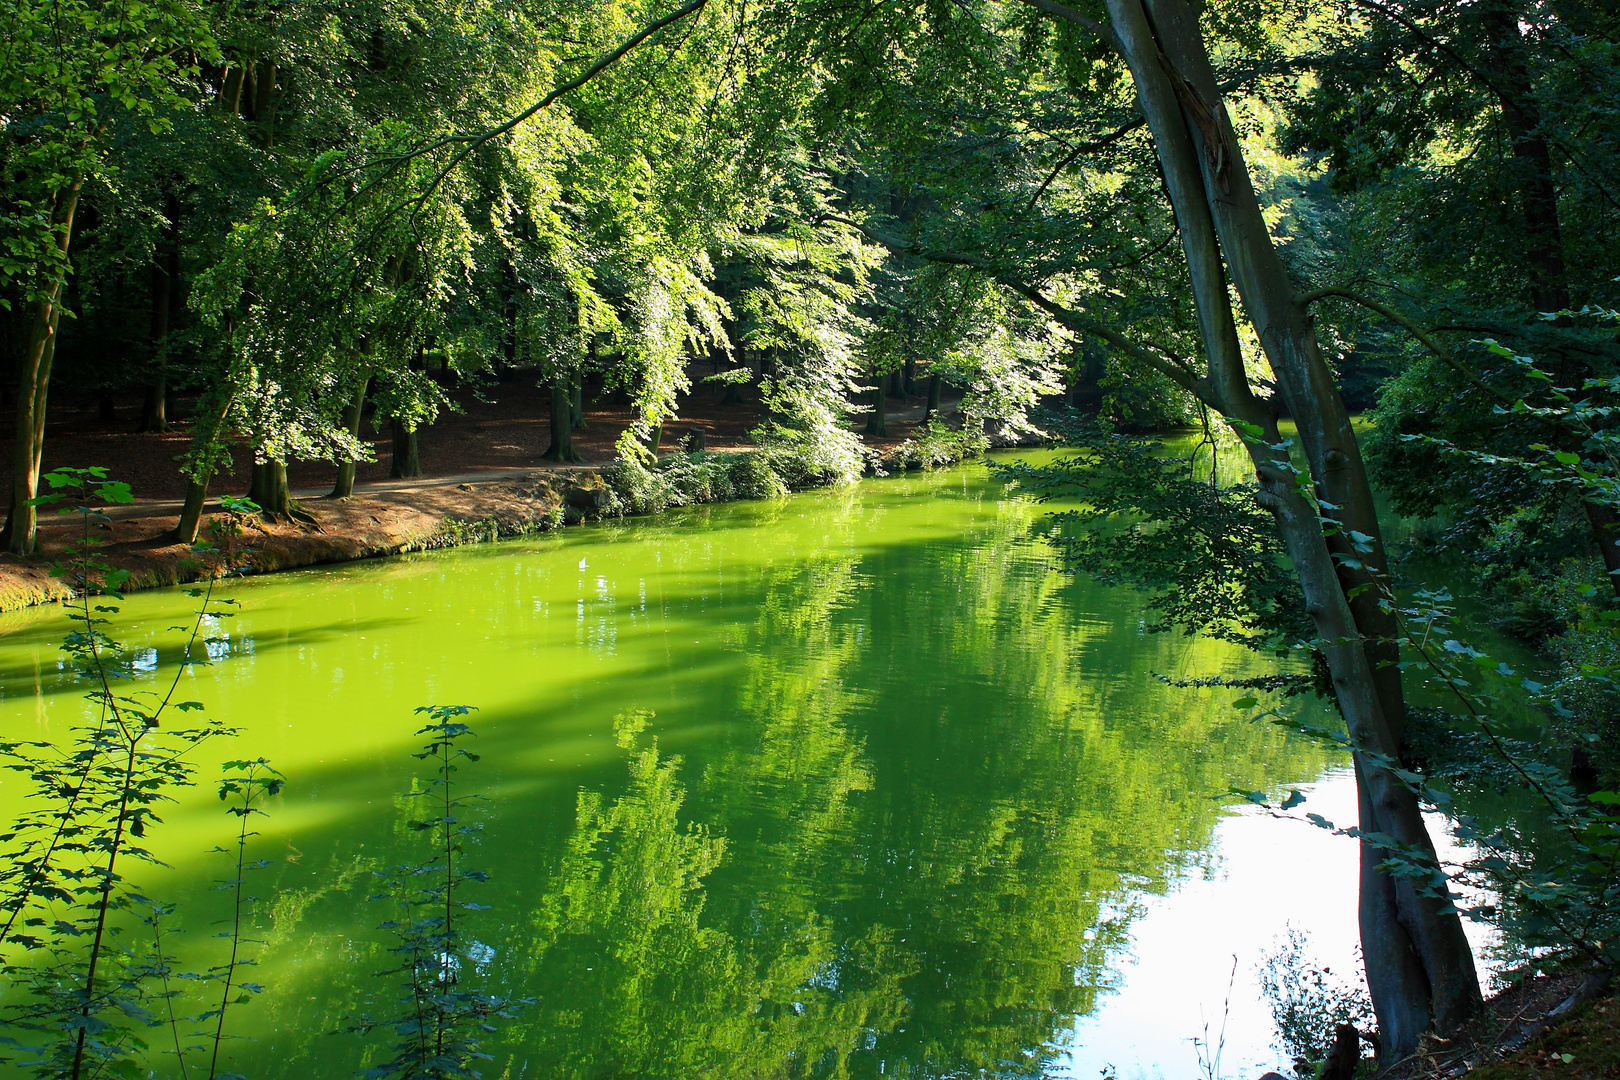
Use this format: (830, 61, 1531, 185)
(1231, 696, 1258, 710)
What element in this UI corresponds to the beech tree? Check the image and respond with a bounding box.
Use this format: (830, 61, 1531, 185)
(730, 0, 1485, 1052)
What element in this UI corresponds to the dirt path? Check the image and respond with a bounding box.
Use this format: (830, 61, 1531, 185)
(0, 372, 962, 611)
(19, 373, 954, 509)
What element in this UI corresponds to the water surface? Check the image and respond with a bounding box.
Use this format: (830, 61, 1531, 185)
(0, 458, 1359, 1078)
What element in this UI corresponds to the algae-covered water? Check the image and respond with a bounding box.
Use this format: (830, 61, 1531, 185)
(0, 457, 1371, 1078)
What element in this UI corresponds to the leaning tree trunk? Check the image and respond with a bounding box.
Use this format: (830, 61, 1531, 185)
(175, 386, 236, 544)
(542, 380, 582, 462)
(1104, 0, 1481, 1054)
(866, 377, 888, 437)
(5, 181, 83, 555)
(390, 417, 422, 478)
(329, 381, 368, 498)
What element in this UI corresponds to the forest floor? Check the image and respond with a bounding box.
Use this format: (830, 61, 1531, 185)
(0, 375, 956, 610)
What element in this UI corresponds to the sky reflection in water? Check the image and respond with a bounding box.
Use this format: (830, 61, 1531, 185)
(0, 457, 1465, 1079)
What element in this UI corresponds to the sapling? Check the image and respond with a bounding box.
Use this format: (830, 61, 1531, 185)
(199, 758, 284, 1080)
(344, 706, 529, 1079)
(0, 470, 251, 1078)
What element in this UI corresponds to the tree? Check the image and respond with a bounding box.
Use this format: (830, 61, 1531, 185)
(737, 0, 1482, 1051)
(1282, 0, 1620, 594)
(0, 0, 215, 552)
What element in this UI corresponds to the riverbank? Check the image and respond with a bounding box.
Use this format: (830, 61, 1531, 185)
(1402, 974, 1619, 1080)
(0, 418, 996, 613)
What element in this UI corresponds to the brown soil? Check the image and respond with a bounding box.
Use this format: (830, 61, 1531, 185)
(0, 372, 954, 611)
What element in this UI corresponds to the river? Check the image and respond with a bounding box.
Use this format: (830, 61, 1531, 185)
(0, 455, 1472, 1078)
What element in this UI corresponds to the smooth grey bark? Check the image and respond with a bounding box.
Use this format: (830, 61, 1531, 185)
(1102, 0, 1481, 1052)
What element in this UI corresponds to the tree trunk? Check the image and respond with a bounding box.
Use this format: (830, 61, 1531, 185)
(139, 201, 178, 434)
(218, 64, 245, 115)
(390, 417, 422, 478)
(889, 368, 905, 397)
(924, 373, 941, 422)
(571, 376, 588, 430)
(1479, 8, 1570, 317)
(721, 350, 746, 405)
(1109, 0, 1481, 1053)
(139, 372, 167, 433)
(646, 420, 663, 455)
(247, 458, 293, 519)
(542, 380, 582, 462)
(1470, 11, 1620, 597)
(5, 182, 82, 555)
(98, 393, 116, 425)
(329, 381, 368, 498)
(904, 357, 918, 397)
(177, 478, 210, 545)
(866, 377, 888, 437)
(175, 386, 236, 544)
(1071, 343, 1105, 411)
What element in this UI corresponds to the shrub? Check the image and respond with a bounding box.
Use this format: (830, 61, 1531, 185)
(731, 452, 790, 500)
(1258, 927, 1374, 1070)
(886, 419, 986, 471)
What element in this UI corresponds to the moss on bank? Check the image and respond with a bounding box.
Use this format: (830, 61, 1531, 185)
(1465, 992, 1620, 1080)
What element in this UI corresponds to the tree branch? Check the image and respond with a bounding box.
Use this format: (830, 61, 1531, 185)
(1015, 0, 1123, 53)
(1023, 117, 1144, 213)
(1352, 0, 1620, 214)
(1006, 281, 1207, 398)
(825, 213, 1206, 399)
(327, 0, 713, 213)
(835, 210, 1205, 396)
(1298, 286, 1509, 403)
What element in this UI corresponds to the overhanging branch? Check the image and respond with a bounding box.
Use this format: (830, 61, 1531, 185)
(328, 0, 713, 213)
(1016, 0, 1123, 53)
(1298, 286, 1508, 404)
(825, 213, 1207, 399)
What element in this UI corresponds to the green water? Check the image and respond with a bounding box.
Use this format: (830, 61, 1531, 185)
(0, 458, 1346, 1078)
